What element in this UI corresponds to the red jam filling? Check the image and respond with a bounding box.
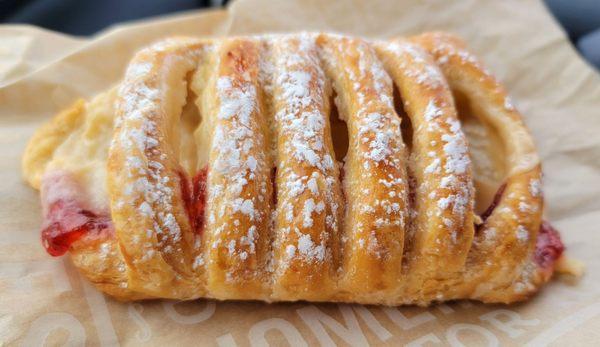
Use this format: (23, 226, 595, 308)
(480, 183, 507, 222)
(476, 184, 565, 269)
(43, 169, 564, 269)
(180, 167, 208, 234)
(535, 221, 564, 269)
(42, 168, 209, 257)
(41, 199, 113, 256)
(271, 167, 278, 205)
(339, 165, 348, 203)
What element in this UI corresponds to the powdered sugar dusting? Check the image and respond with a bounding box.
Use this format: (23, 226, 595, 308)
(516, 225, 529, 242)
(204, 40, 271, 272)
(270, 35, 340, 267)
(504, 96, 515, 111)
(114, 41, 201, 259)
(383, 40, 445, 89)
(529, 178, 542, 197)
(378, 38, 474, 247)
(297, 233, 326, 262)
(441, 118, 470, 175)
(423, 100, 444, 121)
(428, 33, 494, 79)
(36, 32, 554, 302)
(320, 35, 407, 261)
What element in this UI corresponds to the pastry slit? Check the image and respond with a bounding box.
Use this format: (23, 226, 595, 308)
(328, 90, 350, 162)
(393, 85, 414, 152)
(318, 35, 408, 295)
(452, 89, 507, 215)
(184, 43, 220, 291)
(177, 72, 202, 176)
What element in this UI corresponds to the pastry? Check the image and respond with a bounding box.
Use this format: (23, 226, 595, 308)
(22, 32, 568, 304)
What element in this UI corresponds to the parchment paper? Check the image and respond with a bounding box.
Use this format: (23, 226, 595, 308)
(1, 0, 599, 345)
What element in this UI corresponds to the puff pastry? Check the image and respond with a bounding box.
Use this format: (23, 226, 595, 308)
(22, 32, 567, 305)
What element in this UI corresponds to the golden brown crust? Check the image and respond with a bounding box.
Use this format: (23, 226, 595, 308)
(375, 39, 475, 282)
(268, 36, 342, 300)
(108, 38, 205, 299)
(412, 32, 545, 303)
(202, 38, 273, 299)
(319, 35, 408, 297)
(23, 32, 558, 305)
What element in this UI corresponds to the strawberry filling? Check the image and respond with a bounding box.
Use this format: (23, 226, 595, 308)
(180, 167, 208, 233)
(41, 169, 209, 256)
(41, 200, 113, 256)
(271, 167, 278, 205)
(41, 170, 564, 268)
(535, 221, 564, 269)
(478, 184, 565, 270)
(479, 183, 507, 223)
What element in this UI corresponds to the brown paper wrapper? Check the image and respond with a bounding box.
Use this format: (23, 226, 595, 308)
(1, 0, 599, 345)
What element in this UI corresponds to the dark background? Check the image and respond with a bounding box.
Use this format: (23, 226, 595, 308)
(1, 0, 599, 70)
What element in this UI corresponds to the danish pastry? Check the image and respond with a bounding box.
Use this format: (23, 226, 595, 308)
(22, 32, 566, 305)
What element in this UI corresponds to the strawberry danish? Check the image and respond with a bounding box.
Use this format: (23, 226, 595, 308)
(22, 32, 568, 304)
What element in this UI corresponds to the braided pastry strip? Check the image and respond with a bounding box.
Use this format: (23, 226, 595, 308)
(319, 35, 409, 297)
(412, 33, 546, 302)
(22, 33, 564, 304)
(268, 36, 343, 300)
